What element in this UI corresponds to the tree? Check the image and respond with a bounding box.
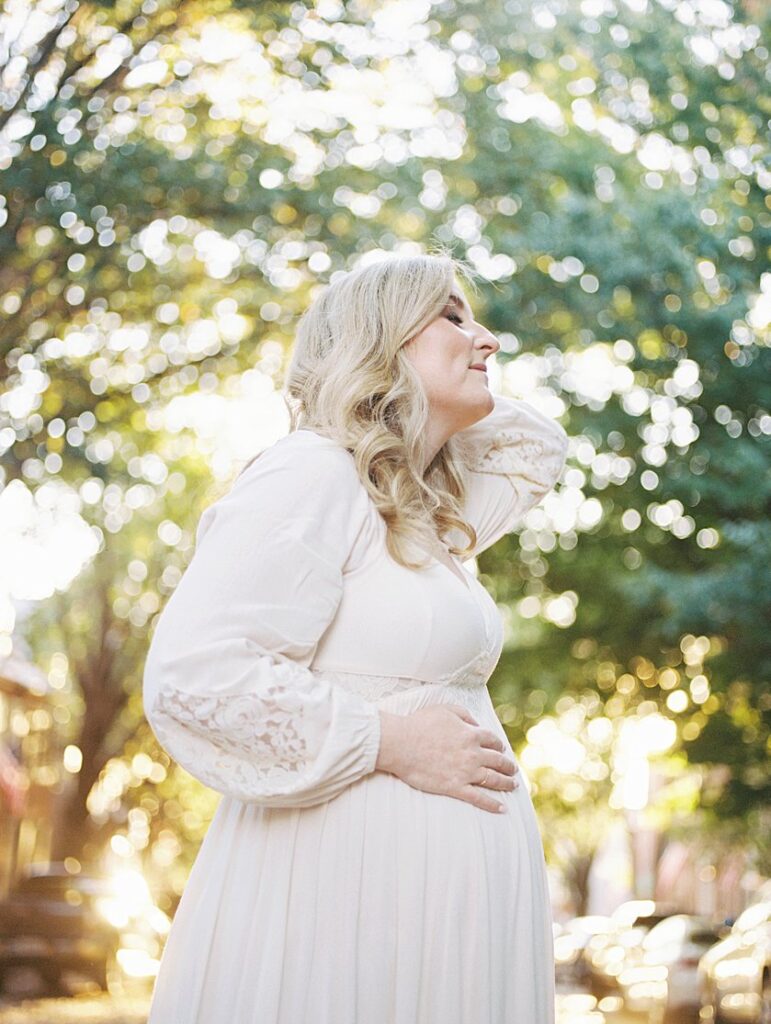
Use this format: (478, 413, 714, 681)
(2, 0, 769, 879)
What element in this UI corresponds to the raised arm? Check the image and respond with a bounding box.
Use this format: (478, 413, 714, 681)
(453, 392, 569, 558)
(142, 440, 381, 809)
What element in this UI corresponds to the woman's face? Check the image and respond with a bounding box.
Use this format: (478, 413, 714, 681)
(402, 289, 501, 444)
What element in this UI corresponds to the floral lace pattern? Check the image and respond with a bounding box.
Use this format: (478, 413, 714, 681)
(472, 426, 569, 487)
(152, 685, 310, 773)
(145, 558, 504, 803)
(148, 617, 502, 799)
(146, 660, 381, 805)
(309, 671, 425, 703)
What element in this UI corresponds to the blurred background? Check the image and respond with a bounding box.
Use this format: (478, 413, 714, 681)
(0, 0, 768, 1020)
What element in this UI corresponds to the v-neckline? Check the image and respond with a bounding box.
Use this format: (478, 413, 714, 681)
(430, 546, 475, 595)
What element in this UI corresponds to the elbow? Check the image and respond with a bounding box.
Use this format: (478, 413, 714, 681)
(530, 427, 568, 497)
(551, 420, 570, 455)
(547, 422, 570, 480)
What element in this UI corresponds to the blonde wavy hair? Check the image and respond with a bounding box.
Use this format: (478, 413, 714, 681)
(283, 248, 486, 571)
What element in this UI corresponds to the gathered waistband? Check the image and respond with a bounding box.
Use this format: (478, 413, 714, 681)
(310, 667, 492, 712)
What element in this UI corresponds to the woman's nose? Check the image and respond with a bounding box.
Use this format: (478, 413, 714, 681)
(476, 329, 500, 357)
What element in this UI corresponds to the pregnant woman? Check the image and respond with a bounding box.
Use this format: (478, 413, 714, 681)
(142, 249, 570, 1023)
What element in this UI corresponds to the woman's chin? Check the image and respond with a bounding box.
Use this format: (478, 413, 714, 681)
(478, 388, 495, 415)
(458, 393, 495, 430)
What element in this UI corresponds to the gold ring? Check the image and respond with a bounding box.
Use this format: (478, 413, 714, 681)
(480, 768, 489, 787)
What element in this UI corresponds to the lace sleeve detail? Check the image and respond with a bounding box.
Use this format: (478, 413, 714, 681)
(452, 393, 569, 556)
(473, 416, 569, 483)
(142, 439, 382, 809)
(148, 670, 381, 808)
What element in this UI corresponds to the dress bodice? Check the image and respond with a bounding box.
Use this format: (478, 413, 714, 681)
(142, 393, 569, 808)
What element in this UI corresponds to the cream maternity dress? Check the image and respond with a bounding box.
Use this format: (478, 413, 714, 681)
(142, 392, 569, 1024)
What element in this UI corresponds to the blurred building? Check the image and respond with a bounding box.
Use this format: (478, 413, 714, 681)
(655, 840, 753, 923)
(580, 751, 761, 927)
(0, 652, 58, 898)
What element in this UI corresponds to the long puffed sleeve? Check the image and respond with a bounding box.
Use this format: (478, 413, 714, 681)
(453, 393, 569, 557)
(142, 437, 382, 809)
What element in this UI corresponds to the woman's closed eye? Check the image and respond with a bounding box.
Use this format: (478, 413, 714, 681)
(445, 312, 463, 325)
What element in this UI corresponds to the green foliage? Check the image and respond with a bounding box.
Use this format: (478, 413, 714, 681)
(1, 0, 769, 877)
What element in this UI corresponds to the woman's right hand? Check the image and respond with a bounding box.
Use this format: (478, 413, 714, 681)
(375, 704, 519, 813)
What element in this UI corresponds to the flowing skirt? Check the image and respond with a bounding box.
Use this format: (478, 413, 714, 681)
(147, 679, 556, 1024)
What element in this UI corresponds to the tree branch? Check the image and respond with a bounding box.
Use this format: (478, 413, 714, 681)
(0, 4, 79, 133)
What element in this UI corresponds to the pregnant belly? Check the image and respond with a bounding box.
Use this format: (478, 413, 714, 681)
(254, 682, 548, 933)
(366, 680, 541, 854)
(205, 683, 546, 913)
(153, 681, 555, 1024)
